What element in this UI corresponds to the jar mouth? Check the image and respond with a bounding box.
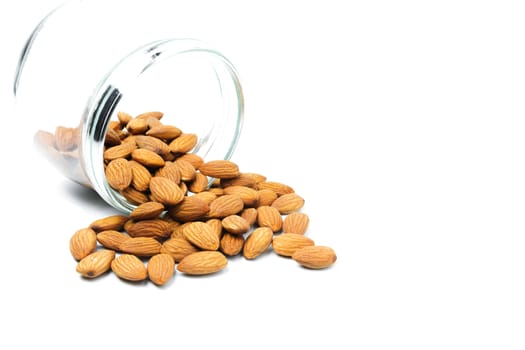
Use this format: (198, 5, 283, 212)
(81, 38, 244, 213)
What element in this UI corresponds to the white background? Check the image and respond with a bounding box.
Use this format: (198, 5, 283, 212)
(1, 0, 525, 349)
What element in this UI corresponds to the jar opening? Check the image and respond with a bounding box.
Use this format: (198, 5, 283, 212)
(81, 39, 244, 213)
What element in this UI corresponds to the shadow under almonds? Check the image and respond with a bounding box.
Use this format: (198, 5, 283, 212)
(60, 179, 114, 212)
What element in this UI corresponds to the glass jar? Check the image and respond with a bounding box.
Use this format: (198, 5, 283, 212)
(14, 0, 244, 213)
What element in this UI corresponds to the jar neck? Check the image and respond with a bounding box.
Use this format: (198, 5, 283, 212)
(80, 38, 244, 213)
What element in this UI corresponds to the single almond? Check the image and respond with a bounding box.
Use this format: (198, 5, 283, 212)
(111, 254, 148, 281)
(147, 253, 175, 286)
(256, 181, 295, 196)
(173, 159, 196, 181)
(192, 191, 217, 204)
(170, 222, 192, 239)
(292, 246, 337, 269)
(182, 221, 220, 251)
(161, 237, 199, 262)
(120, 237, 162, 257)
(155, 161, 181, 184)
(176, 153, 204, 169)
(220, 173, 258, 188)
(168, 133, 198, 153)
(120, 187, 150, 205)
(223, 185, 259, 207)
(126, 118, 148, 134)
(271, 193, 305, 214)
(76, 249, 115, 278)
(105, 158, 132, 190)
(256, 189, 278, 207)
(134, 135, 171, 156)
(89, 215, 128, 232)
(221, 215, 250, 235)
(126, 218, 172, 239)
(243, 227, 273, 260)
(240, 208, 258, 226)
(130, 201, 165, 220)
(103, 142, 136, 161)
(208, 194, 244, 218)
(220, 233, 244, 256)
(177, 251, 228, 275)
(257, 206, 283, 232)
(97, 230, 130, 250)
(148, 176, 185, 206)
(105, 128, 122, 146)
(272, 233, 315, 257)
(146, 125, 182, 141)
(69, 228, 97, 260)
(188, 172, 209, 193)
(198, 160, 240, 179)
(167, 196, 209, 222)
(282, 212, 310, 235)
(206, 218, 224, 239)
(131, 148, 165, 168)
(117, 111, 132, 125)
(135, 111, 164, 120)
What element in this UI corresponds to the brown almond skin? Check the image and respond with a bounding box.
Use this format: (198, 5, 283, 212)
(208, 194, 244, 218)
(76, 249, 115, 278)
(256, 181, 295, 196)
(220, 233, 244, 256)
(120, 187, 150, 205)
(256, 189, 278, 207)
(282, 212, 310, 235)
(167, 196, 209, 222)
(129, 160, 152, 192)
(135, 111, 164, 120)
(206, 219, 224, 239)
(89, 215, 129, 232)
(192, 191, 217, 205)
(103, 142, 136, 161)
(126, 219, 172, 239)
(155, 162, 181, 184)
(176, 153, 204, 169)
(221, 215, 250, 235)
(96, 230, 130, 250)
(198, 160, 240, 179)
(117, 111, 132, 125)
(243, 227, 273, 260)
(169, 133, 198, 153)
(70, 228, 97, 260)
(126, 118, 148, 134)
(257, 206, 283, 232)
(177, 251, 228, 275)
(146, 125, 182, 141)
(240, 208, 258, 226)
(161, 238, 199, 262)
(148, 254, 175, 286)
(223, 186, 259, 207)
(119, 237, 162, 257)
(149, 176, 185, 206)
(134, 135, 171, 156)
(272, 233, 315, 257)
(271, 193, 305, 214)
(111, 254, 148, 281)
(188, 172, 209, 193)
(292, 246, 337, 269)
(183, 221, 220, 251)
(131, 148, 165, 168)
(220, 173, 258, 188)
(173, 159, 196, 181)
(105, 158, 132, 191)
(130, 202, 165, 220)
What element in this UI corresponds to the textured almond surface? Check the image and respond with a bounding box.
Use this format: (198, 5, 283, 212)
(292, 246, 337, 269)
(257, 206, 283, 232)
(271, 193, 305, 214)
(131, 148, 165, 168)
(148, 176, 185, 206)
(89, 215, 128, 232)
(177, 251, 228, 275)
(111, 254, 148, 281)
(208, 194, 244, 218)
(169, 133, 197, 153)
(161, 238, 199, 262)
(76, 250, 115, 278)
(199, 160, 240, 179)
(223, 186, 259, 207)
(221, 215, 250, 235)
(282, 212, 310, 235)
(126, 219, 172, 239)
(256, 181, 294, 196)
(167, 196, 209, 222)
(243, 227, 273, 259)
(147, 253, 175, 286)
(130, 201, 165, 220)
(96, 230, 130, 250)
(119, 237, 162, 257)
(272, 233, 315, 257)
(220, 233, 244, 256)
(183, 221, 220, 251)
(69, 228, 97, 260)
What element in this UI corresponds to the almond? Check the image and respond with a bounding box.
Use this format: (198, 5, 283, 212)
(120, 237, 162, 256)
(183, 221, 220, 250)
(198, 160, 240, 179)
(257, 206, 283, 232)
(223, 185, 259, 207)
(220, 173, 258, 188)
(167, 196, 209, 222)
(105, 128, 122, 146)
(173, 159, 196, 181)
(192, 191, 217, 204)
(69, 228, 97, 260)
(55, 126, 78, 151)
(240, 208, 258, 226)
(148, 176, 185, 205)
(272, 233, 314, 257)
(155, 161, 181, 184)
(188, 172, 209, 193)
(176, 153, 204, 169)
(160, 237, 199, 262)
(120, 187, 150, 205)
(221, 215, 250, 235)
(220, 233, 244, 256)
(126, 117, 148, 134)
(117, 111, 132, 125)
(177, 251, 228, 275)
(134, 135, 171, 156)
(89, 215, 128, 232)
(131, 148, 165, 168)
(126, 219, 172, 239)
(256, 189, 278, 207)
(76, 249, 115, 278)
(111, 254, 148, 281)
(243, 227, 273, 260)
(147, 253, 175, 286)
(208, 194, 244, 218)
(282, 212, 309, 235)
(146, 125, 182, 141)
(135, 111, 164, 120)
(292, 246, 337, 269)
(256, 181, 294, 196)
(103, 142, 136, 161)
(168, 133, 198, 153)
(206, 218, 224, 239)
(97, 230, 130, 250)
(271, 193, 305, 214)
(105, 158, 132, 190)
(129, 201, 165, 220)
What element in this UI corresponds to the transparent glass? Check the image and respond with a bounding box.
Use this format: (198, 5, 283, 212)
(14, 0, 244, 213)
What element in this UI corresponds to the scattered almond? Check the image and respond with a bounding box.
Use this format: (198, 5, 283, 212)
(76, 249, 115, 278)
(292, 246, 337, 269)
(111, 254, 148, 281)
(243, 227, 273, 260)
(282, 212, 309, 235)
(177, 251, 228, 275)
(147, 253, 175, 286)
(70, 228, 97, 260)
(272, 233, 315, 257)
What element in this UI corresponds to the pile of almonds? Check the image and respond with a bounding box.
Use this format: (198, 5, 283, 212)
(69, 111, 336, 286)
